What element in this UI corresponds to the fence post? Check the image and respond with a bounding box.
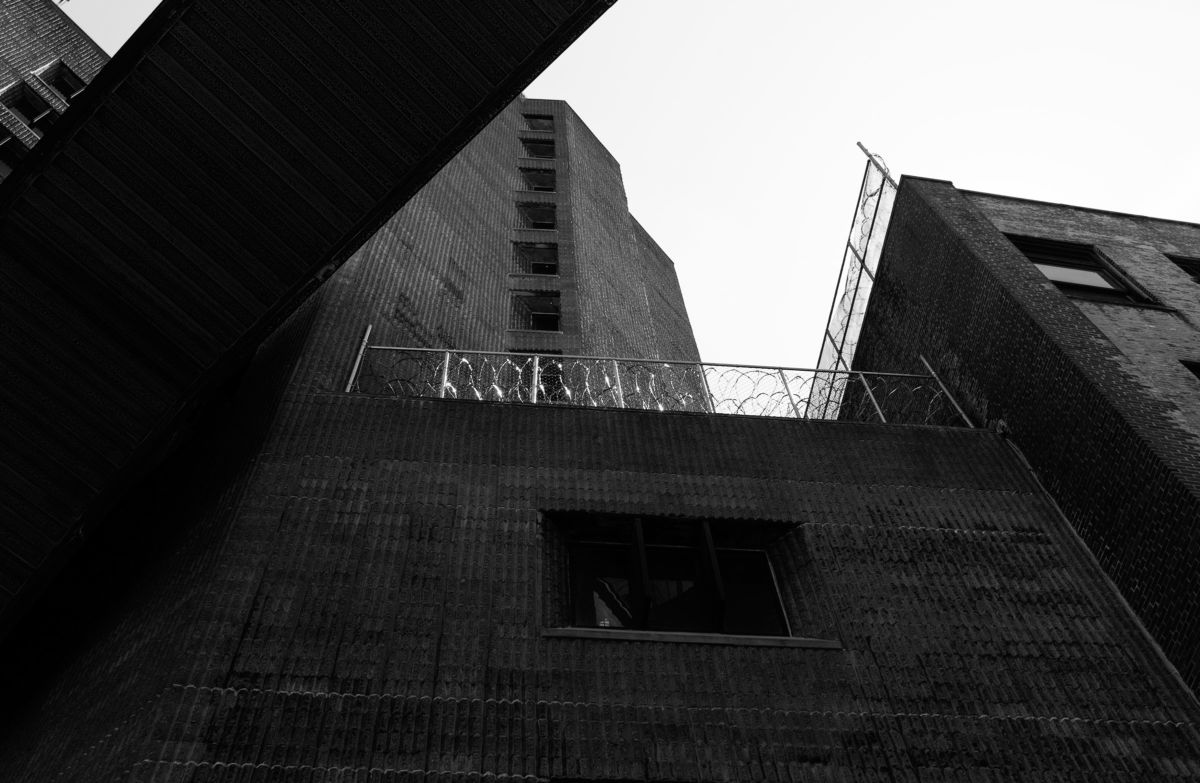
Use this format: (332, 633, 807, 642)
(612, 359, 626, 409)
(778, 369, 802, 418)
(531, 354, 540, 404)
(439, 351, 451, 398)
(700, 364, 716, 413)
(343, 324, 373, 393)
(919, 354, 975, 428)
(857, 372, 887, 423)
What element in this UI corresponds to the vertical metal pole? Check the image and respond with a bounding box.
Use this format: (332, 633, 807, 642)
(700, 364, 715, 413)
(530, 354, 540, 404)
(343, 323, 373, 393)
(612, 359, 626, 409)
(778, 369, 802, 419)
(920, 354, 975, 428)
(439, 351, 450, 398)
(857, 372, 887, 423)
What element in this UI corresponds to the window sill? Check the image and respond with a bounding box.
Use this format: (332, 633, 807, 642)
(542, 627, 841, 649)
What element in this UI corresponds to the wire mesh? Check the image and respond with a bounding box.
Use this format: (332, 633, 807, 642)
(350, 348, 967, 427)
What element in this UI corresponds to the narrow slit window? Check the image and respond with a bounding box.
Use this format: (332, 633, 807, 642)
(523, 114, 554, 131)
(521, 138, 555, 159)
(517, 203, 556, 230)
(511, 291, 561, 331)
(514, 243, 558, 275)
(520, 168, 556, 192)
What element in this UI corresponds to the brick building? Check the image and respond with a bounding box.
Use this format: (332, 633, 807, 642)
(5, 2, 1200, 780)
(0, 0, 105, 178)
(850, 176, 1200, 695)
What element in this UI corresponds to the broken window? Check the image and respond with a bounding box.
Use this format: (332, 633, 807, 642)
(556, 514, 791, 636)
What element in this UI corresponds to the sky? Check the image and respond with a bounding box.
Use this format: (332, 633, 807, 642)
(63, 1, 1200, 368)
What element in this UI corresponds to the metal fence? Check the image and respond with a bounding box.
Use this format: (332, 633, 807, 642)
(815, 142, 897, 380)
(346, 345, 972, 427)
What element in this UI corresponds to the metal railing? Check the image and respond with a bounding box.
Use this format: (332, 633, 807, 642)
(345, 343, 972, 427)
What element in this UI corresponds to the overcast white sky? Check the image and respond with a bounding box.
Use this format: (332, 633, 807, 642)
(65, 1, 1200, 368)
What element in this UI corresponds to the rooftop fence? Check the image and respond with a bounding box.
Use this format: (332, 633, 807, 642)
(345, 342, 972, 427)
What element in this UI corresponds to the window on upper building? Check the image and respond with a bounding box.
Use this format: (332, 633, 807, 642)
(556, 513, 790, 636)
(517, 202, 556, 230)
(514, 242, 558, 275)
(520, 138, 555, 159)
(1007, 235, 1152, 305)
(519, 167, 556, 192)
(511, 291, 561, 331)
(523, 113, 554, 132)
(1167, 254, 1200, 285)
(3, 84, 56, 137)
(46, 62, 85, 102)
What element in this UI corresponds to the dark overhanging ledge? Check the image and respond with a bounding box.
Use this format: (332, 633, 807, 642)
(543, 627, 842, 649)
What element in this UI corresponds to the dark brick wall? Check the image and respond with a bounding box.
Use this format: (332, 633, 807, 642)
(1, 394, 1198, 780)
(854, 177, 1200, 690)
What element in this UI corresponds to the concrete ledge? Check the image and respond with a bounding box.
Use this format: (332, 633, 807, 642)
(543, 627, 842, 649)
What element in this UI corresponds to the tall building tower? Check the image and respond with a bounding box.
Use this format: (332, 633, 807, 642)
(0, 0, 106, 178)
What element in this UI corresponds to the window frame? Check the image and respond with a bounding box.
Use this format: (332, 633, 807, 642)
(561, 514, 792, 638)
(520, 138, 555, 160)
(510, 290, 562, 332)
(1006, 234, 1154, 305)
(516, 202, 556, 230)
(522, 113, 555, 132)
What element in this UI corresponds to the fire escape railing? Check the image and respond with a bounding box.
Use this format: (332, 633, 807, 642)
(344, 341, 972, 427)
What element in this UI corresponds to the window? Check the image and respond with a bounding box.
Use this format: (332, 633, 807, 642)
(47, 63, 85, 102)
(1007, 235, 1150, 304)
(520, 138, 555, 159)
(559, 514, 789, 636)
(519, 167, 556, 192)
(1167, 254, 1200, 285)
(523, 113, 554, 131)
(513, 242, 558, 275)
(516, 202, 556, 230)
(4, 85, 54, 136)
(510, 291, 561, 331)
(0, 132, 24, 179)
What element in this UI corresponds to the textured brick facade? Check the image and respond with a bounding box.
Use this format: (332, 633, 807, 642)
(854, 177, 1200, 690)
(310, 96, 699, 389)
(0, 0, 106, 153)
(4, 389, 1200, 780)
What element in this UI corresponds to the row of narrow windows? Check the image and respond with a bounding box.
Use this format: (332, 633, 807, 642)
(0, 61, 87, 179)
(510, 112, 562, 335)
